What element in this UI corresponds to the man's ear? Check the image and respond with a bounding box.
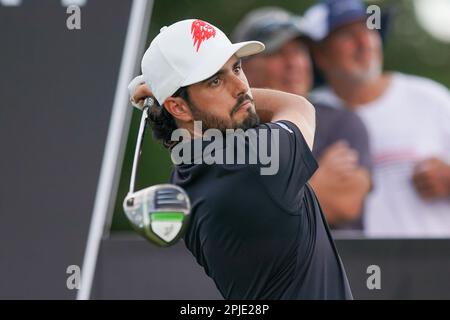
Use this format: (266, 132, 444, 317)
(163, 97, 193, 123)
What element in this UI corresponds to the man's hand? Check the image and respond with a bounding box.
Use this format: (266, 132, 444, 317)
(412, 157, 450, 200)
(128, 75, 153, 109)
(317, 141, 359, 178)
(310, 140, 370, 226)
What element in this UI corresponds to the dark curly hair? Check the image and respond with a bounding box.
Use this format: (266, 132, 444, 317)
(147, 86, 190, 149)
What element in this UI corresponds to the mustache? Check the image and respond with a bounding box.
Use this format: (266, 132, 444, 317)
(231, 94, 254, 116)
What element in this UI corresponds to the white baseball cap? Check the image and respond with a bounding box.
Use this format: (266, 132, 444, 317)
(141, 19, 265, 105)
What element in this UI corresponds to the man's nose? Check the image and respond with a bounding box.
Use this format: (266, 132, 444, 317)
(230, 74, 248, 98)
(355, 28, 373, 49)
(285, 51, 309, 69)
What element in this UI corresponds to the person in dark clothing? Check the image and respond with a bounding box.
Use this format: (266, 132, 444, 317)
(129, 18, 352, 299)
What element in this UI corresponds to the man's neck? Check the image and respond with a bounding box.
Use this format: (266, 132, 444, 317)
(328, 73, 392, 110)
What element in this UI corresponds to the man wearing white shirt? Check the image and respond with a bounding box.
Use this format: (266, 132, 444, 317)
(303, 0, 450, 237)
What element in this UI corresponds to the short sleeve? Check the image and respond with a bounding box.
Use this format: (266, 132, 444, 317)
(253, 120, 318, 214)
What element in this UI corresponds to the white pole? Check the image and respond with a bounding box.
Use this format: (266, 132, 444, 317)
(77, 0, 153, 300)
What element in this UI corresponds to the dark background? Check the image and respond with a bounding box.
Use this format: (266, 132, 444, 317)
(0, 0, 132, 299)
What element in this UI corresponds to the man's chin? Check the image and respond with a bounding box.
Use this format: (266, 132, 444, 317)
(352, 59, 382, 82)
(234, 111, 260, 130)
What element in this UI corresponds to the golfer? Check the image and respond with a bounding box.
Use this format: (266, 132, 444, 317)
(129, 19, 352, 299)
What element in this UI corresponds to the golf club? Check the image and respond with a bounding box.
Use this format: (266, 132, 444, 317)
(123, 97, 191, 247)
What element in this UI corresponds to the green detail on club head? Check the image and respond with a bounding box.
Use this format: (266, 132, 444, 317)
(151, 212, 184, 222)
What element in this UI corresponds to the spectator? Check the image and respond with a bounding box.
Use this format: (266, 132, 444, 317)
(303, 0, 450, 237)
(232, 7, 372, 231)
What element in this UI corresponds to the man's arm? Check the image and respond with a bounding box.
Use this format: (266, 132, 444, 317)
(309, 108, 372, 227)
(310, 153, 371, 224)
(130, 84, 316, 150)
(248, 90, 318, 214)
(251, 88, 316, 151)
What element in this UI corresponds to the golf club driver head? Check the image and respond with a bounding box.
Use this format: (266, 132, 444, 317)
(123, 184, 191, 247)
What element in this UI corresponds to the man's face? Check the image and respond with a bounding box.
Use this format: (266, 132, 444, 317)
(243, 38, 312, 96)
(186, 55, 259, 132)
(317, 21, 383, 82)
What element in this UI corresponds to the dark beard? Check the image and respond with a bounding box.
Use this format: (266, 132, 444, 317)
(234, 110, 260, 131)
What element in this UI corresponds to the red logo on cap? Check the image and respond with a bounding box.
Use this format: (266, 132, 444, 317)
(191, 20, 216, 52)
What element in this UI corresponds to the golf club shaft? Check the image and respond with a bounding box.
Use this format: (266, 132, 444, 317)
(128, 103, 150, 195)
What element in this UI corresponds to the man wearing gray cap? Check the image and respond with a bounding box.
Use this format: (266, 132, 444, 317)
(232, 7, 372, 231)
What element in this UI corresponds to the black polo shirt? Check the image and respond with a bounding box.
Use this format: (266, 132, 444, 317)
(170, 120, 353, 300)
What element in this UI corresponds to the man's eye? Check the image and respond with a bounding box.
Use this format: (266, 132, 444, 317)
(233, 65, 241, 74)
(209, 78, 221, 87)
